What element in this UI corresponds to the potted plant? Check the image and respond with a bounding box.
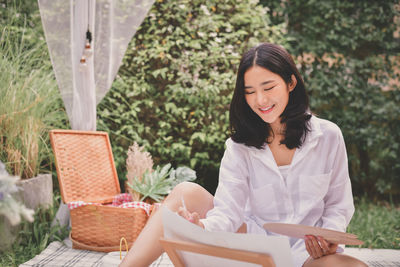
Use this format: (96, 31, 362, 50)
(126, 142, 196, 203)
(0, 20, 67, 210)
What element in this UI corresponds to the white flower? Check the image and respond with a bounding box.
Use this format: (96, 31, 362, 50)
(0, 200, 21, 225)
(0, 163, 34, 226)
(225, 44, 234, 51)
(20, 206, 34, 223)
(200, 5, 210, 16)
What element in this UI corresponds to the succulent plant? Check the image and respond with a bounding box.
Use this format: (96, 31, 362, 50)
(127, 163, 196, 203)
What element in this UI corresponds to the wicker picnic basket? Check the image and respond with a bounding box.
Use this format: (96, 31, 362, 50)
(50, 130, 149, 252)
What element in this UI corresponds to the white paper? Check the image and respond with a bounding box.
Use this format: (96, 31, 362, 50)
(162, 206, 294, 267)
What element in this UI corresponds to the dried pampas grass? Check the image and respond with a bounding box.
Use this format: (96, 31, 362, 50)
(126, 142, 153, 201)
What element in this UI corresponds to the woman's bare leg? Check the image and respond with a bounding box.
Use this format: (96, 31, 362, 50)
(120, 182, 214, 267)
(303, 253, 368, 267)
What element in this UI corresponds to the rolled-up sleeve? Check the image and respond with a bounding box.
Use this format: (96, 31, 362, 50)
(200, 139, 249, 232)
(320, 130, 355, 232)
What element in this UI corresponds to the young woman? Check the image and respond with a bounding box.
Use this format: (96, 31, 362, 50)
(120, 43, 367, 267)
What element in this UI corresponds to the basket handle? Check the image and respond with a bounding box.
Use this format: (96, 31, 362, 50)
(120, 237, 128, 260)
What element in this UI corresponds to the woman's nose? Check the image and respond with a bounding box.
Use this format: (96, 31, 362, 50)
(256, 92, 267, 106)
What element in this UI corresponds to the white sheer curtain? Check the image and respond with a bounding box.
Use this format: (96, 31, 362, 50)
(38, 0, 154, 130)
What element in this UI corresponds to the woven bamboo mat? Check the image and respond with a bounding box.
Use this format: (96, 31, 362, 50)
(344, 247, 400, 267)
(19, 240, 400, 267)
(19, 241, 173, 267)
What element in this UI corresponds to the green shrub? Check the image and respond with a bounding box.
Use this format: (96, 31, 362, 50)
(98, 0, 285, 193)
(304, 55, 400, 196)
(273, 0, 399, 58)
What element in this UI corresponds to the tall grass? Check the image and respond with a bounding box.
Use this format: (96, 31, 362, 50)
(0, 13, 68, 178)
(347, 197, 400, 249)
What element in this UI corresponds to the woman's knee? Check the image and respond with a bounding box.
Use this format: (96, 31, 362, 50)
(172, 181, 200, 193)
(169, 182, 205, 199)
(304, 254, 367, 267)
(164, 182, 213, 216)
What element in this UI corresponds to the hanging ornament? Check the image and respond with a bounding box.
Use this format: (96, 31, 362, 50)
(83, 29, 93, 58)
(82, 0, 94, 60)
(80, 56, 87, 64)
(79, 56, 87, 72)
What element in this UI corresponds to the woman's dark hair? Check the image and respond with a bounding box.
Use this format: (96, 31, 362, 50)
(229, 43, 311, 149)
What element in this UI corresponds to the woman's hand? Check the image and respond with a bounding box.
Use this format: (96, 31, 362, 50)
(177, 206, 204, 228)
(304, 235, 338, 259)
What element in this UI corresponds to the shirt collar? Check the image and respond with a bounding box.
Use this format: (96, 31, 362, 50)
(248, 115, 323, 169)
(290, 115, 322, 167)
(304, 115, 323, 144)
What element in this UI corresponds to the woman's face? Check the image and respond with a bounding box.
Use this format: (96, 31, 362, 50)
(244, 66, 296, 129)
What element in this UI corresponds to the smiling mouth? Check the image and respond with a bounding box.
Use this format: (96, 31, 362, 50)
(259, 105, 274, 113)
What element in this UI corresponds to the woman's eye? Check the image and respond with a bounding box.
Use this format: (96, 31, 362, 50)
(264, 87, 274, 91)
(245, 91, 255, 95)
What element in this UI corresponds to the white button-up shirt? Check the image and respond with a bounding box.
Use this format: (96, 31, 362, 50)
(201, 116, 355, 267)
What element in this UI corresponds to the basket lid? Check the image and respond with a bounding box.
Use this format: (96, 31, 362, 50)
(50, 130, 121, 203)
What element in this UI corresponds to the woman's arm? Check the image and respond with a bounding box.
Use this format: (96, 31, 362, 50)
(199, 139, 250, 232)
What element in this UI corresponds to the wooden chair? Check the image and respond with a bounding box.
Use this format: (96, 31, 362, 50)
(159, 237, 276, 267)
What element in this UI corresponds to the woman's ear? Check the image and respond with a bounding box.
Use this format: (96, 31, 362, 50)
(288, 74, 297, 92)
